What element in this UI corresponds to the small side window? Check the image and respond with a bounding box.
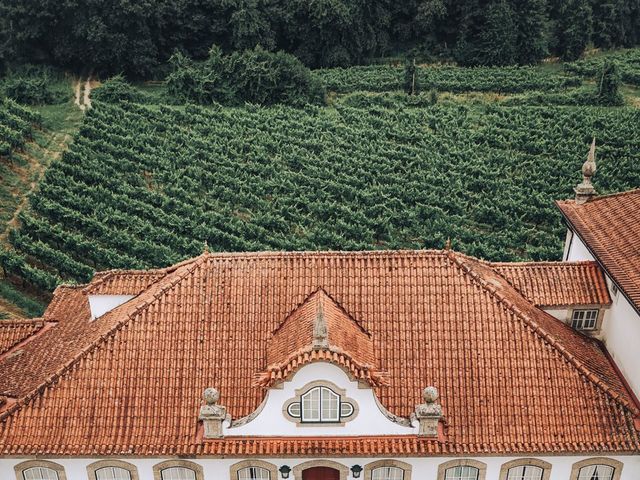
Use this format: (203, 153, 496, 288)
(571, 309, 599, 331)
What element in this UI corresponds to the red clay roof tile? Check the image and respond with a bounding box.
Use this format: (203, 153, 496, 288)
(0, 250, 638, 456)
(557, 189, 640, 313)
(0, 319, 45, 356)
(493, 261, 611, 307)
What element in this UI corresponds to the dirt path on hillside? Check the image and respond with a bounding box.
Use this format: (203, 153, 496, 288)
(0, 131, 72, 246)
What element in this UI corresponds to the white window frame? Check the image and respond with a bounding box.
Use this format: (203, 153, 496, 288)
(500, 459, 551, 480)
(230, 461, 278, 480)
(506, 465, 543, 480)
(437, 460, 486, 480)
(22, 468, 59, 480)
(570, 308, 600, 331)
(95, 467, 132, 480)
(152, 461, 203, 480)
(577, 465, 615, 480)
(237, 467, 271, 480)
(284, 380, 357, 425)
(372, 466, 404, 480)
(570, 458, 622, 480)
(364, 460, 412, 480)
(88, 461, 138, 480)
(14, 461, 67, 480)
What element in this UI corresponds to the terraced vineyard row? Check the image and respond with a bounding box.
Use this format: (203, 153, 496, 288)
(2, 101, 639, 290)
(564, 49, 640, 86)
(316, 64, 581, 94)
(0, 98, 41, 157)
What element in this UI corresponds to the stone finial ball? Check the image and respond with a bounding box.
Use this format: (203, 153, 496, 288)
(423, 386, 439, 403)
(203, 387, 220, 405)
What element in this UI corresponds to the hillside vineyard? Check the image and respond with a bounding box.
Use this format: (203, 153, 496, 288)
(3, 101, 640, 290)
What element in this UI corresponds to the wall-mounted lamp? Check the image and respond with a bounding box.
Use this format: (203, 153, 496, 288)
(351, 465, 363, 479)
(279, 465, 292, 479)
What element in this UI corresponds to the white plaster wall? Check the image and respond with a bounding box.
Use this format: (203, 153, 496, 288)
(564, 232, 595, 262)
(2, 455, 639, 480)
(563, 231, 640, 397)
(227, 362, 416, 436)
(602, 291, 640, 397)
(88, 295, 135, 320)
(542, 307, 568, 321)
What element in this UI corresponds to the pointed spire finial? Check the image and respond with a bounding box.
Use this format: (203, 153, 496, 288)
(444, 238, 451, 250)
(313, 297, 329, 349)
(203, 240, 209, 254)
(574, 137, 598, 204)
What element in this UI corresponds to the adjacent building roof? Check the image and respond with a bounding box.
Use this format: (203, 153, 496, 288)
(0, 250, 638, 456)
(0, 319, 45, 355)
(557, 188, 640, 313)
(493, 261, 611, 307)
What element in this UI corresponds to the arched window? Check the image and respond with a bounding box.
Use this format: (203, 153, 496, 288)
(153, 461, 203, 480)
(231, 461, 278, 480)
(500, 459, 550, 480)
(95, 467, 131, 480)
(445, 466, 479, 480)
(506, 466, 543, 480)
(577, 465, 615, 480)
(364, 460, 412, 480)
(301, 386, 340, 422)
(22, 468, 59, 480)
(14, 461, 67, 480)
(372, 467, 404, 480)
(238, 467, 271, 480)
(87, 460, 138, 480)
(284, 381, 357, 424)
(570, 458, 622, 480)
(437, 460, 486, 480)
(161, 468, 196, 480)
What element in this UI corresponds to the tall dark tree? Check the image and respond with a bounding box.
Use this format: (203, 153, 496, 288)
(591, 0, 624, 48)
(550, 0, 592, 60)
(456, 0, 517, 66)
(513, 0, 549, 64)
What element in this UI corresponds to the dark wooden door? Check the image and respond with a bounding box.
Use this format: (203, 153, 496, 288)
(302, 467, 340, 480)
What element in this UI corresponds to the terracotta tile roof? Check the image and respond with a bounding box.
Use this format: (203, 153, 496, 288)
(83, 270, 167, 295)
(492, 261, 611, 307)
(258, 289, 383, 387)
(0, 250, 638, 456)
(557, 189, 640, 313)
(0, 319, 46, 355)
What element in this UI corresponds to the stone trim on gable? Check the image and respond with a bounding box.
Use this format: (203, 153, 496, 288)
(499, 458, 551, 480)
(87, 460, 139, 480)
(437, 459, 487, 480)
(152, 460, 204, 480)
(293, 460, 349, 480)
(570, 458, 623, 480)
(364, 460, 413, 480)
(230, 460, 279, 480)
(14, 460, 67, 480)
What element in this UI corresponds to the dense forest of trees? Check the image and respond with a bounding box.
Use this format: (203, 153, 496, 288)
(0, 0, 639, 77)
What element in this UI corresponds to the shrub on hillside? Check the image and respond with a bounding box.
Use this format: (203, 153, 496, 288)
(0, 65, 66, 105)
(167, 46, 325, 106)
(91, 75, 146, 104)
(594, 60, 624, 106)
